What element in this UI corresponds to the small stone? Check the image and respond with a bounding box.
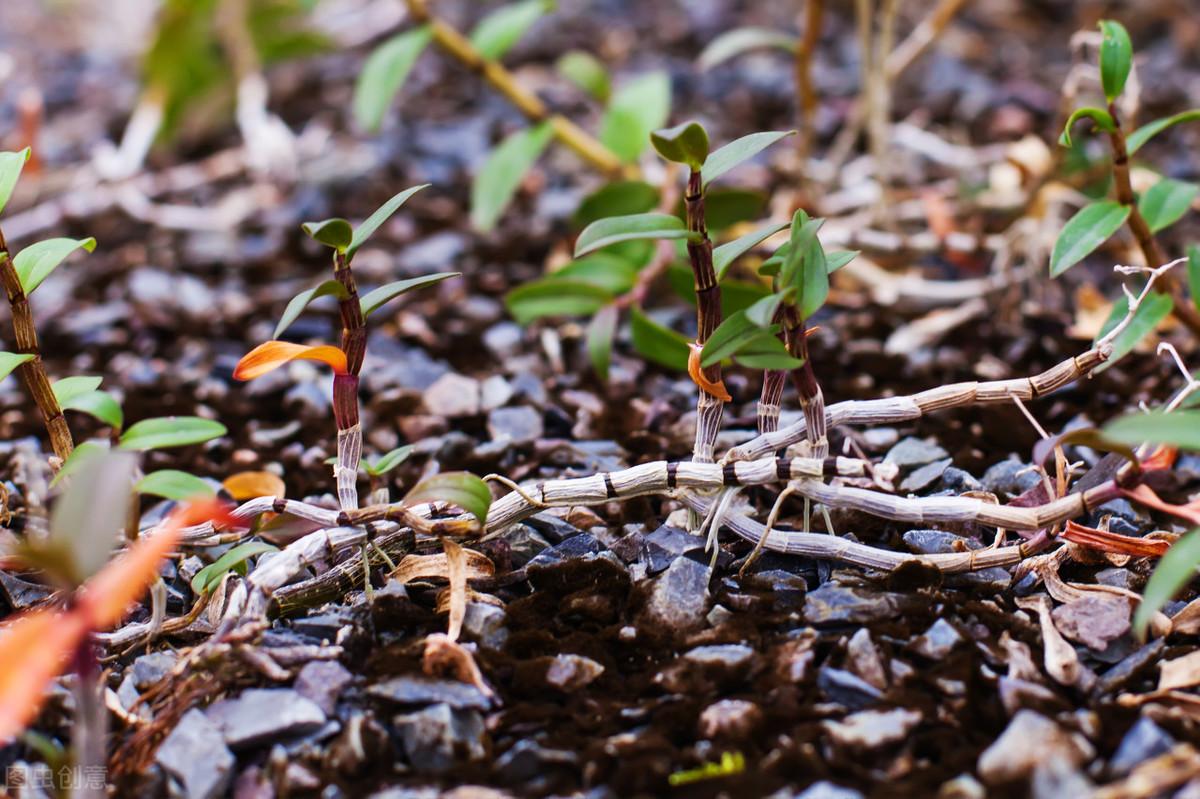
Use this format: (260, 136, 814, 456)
(0, 569, 53, 609)
(847, 629, 888, 690)
(131, 651, 179, 691)
(1094, 568, 1138, 592)
(525, 532, 604, 569)
(1109, 716, 1175, 776)
(941, 467, 982, 492)
(544, 654, 605, 692)
(483, 322, 523, 359)
(885, 437, 948, 468)
(294, 660, 352, 715)
(817, 667, 883, 711)
(367, 675, 491, 711)
(480, 375, 514, 411)
(977, 710, 1093, 784)
(822, 707, 922, 750)
(802, 583, 911, 626)
(487, 406, 542, 445)
(1051, 596, 1130, 651)
(900, 458, 953, 492)
(937, 774, 986, 798)
(502, 525, 550, 568)
(638, 554, 711, 636)
(205, 688, 326, 749)
(683, 644, 755, 672)
(861, 428, 899, 452)
(642, 524, 702, 573)
(462, 602, 509, 651)
(394, 703, 487, 774)
(494, 740, 578, 784)
(157, 709, 235, 799)
(423, 373, 481, 418)
(912, 619, 964, 660)
(792, 781, 865, 799)
(982, 458, 1041, 498)
(698, 699, 762, 739)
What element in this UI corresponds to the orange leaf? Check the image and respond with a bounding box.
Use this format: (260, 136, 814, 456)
(1122, 484, 1200, 527)
(1141, 445, 1177, 472)
(222, 471, 286, 501)
(687, 343, 732, 403)
(233, 341, 347, 381)
(78, 498, 235, 630)
(1061, 520, 1170, 558)
(0, 609, 87, 743)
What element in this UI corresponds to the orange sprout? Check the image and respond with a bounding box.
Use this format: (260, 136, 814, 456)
(687, 343, 733, 403)
(233, 341, 348, 381)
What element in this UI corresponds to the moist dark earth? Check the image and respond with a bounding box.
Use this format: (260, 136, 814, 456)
(3, 1, 1200, 797)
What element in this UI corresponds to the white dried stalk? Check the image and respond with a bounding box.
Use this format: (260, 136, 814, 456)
(335, 423, 362, 510)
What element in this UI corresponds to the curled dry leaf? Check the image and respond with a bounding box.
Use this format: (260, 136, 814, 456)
(1061, 520, 1171, 558)
(1016, 594, 1081, 687)
(222, 471, 287, 501)
(1159, 649, 1200, 692)
(423, 632, 494, 698)
(233, 341, 348, 381)
(442, 538, 467, 642)
(391, 548, 495, 585)
(686, 342, 732, 402)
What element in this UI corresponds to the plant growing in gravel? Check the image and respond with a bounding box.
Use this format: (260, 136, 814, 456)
(234, 185, 466, 511)
(0, 452, 230, 774)
(1056, 19, 1200, 347)
(352, 0, 667, 230)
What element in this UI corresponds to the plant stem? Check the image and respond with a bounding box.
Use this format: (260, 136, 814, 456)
(783, 306, 827, 459)
(685, 169, 724, 465)
(793, 0, 824, 163)
(402, 0, 631, 180)
(1106, 104, 1200, 337)
(71, 642, 107, 799)
(0, 228, 74, 466)
(332, 251, 364, 510)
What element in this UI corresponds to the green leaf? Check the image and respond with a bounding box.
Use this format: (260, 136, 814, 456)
(50, 440, 109, 489)
(14, 237, 96, 295)
(301, 218, 353, 252)
(1059, 107, 1116, 147)
(599, 71, 671, 164)
(353, 26, 433, 131)
(650, 121, 709, 170)
(365, 445, 414, 477)
(667, 266, 770, 316)
(629, 306, 690, 370)
(1098, 20, 1133, 102)
(0, 148, 31, 216)
(51, 376, 102, 405)
(471, 122, 554, 231)
(349, 184, 429, 258)
(360, 272, 460, 317)
(1104, 410, 1200, 451)
(700, 309, 762, 367)
(274, 279, 349, 339)
(403, 471, 491, 524)
(744, 291, 788, 328)
(587, 304, 618, 381)
(574, 212, 693, 257)
(1049, 201, 1130, 277)
(61, 390, 124, 429)
(826, 250, 858, 272)
(780, 210, 828, 317)
(703, 130, 795, 187)
(136, 470, 216, 501)
(1138, 178, 1197, 233)
(572, 181, 659, 229)
(731, 333, 804, 370)
(697, 27, 797, 70)
(1134, 528, 1200, 639)
(553, 253, 639, 295)
(556, 50, 609, 102)
(713, 221, 790, 280)
(702, 188, 768, 231)
(1190, 244, 1200, 312)
(191, 541, 279, 595)
(505, 278, 612, 324)
(469, 0, 552, 60)
(49, 450, 136, 584)
(1128, 110, 1200, 156)
(119, 416, 226, 451)
(1094, 291, 1172, 373)
(0, 351, 33, 382)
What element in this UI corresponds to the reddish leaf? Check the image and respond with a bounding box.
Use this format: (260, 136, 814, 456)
(1122, 484, 1200, 527)
(1061, 520, 1170, 558)
(0, 609, 88, 743)
(233, 341, 347, 381)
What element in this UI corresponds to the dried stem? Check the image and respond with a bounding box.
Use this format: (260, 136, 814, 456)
(1105, 105, 1200, 338)
(402, 0, 629, 179)
(0, 227, 74, 465)
(793, 0, 824, 163)
(332, 251, 365, 510)
(685, 168, 725, 467)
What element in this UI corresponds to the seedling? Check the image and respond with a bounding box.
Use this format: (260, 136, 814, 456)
(1056, 19, 1200, 348)
(352, 0, 667, 230)
(234, 185, 458, 510)
(0, 451, 231, 762)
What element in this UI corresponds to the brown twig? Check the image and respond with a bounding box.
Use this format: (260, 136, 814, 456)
(0, 227, 73, 465)
(793, 0, 824, 164)
(402, 0, 630, 180)
(685, 168, 725, 470)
